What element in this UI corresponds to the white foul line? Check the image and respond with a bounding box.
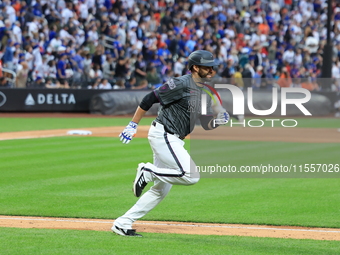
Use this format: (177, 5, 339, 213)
(1, 217, 340, 234)
(0, 134, 63, 141)
(135, 222, 340, 233)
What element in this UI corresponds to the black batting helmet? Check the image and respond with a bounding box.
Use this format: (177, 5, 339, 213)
(187, 50, 219, 70)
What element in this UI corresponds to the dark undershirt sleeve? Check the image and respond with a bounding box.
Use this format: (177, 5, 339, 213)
(139, 91, 159, 111)
(199, 115, 218, 130)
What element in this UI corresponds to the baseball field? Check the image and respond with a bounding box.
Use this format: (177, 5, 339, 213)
(1, 113, 340, 254)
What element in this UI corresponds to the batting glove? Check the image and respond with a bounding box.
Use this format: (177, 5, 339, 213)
(119, 121, 138, 144)
(215, 111, 230, 125)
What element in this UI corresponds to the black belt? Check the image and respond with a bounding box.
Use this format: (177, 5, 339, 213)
(152, 121, 185, 140)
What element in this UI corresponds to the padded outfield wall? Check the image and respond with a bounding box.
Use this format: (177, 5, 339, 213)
(0, 88, 338, 116)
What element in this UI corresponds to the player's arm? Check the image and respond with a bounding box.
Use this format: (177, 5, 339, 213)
(119, 91, 159, 144)
(131, 91, 159, 123)
(200, 111, 230, 130)
(131, 106, 147, 124)
(200, 115, 218, 130)
(200, 97, 230, 130)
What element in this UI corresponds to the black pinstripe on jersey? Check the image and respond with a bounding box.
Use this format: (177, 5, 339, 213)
(154, 74, 213, 138)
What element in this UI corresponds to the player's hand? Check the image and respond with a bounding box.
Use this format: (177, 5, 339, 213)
(215, 111, 230, 125)
(119, 121, 138, 144)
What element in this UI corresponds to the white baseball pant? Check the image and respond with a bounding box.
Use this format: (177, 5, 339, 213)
(114, 121, 199, 229)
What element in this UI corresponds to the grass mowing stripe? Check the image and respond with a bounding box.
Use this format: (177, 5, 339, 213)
(0, 137, 102, 152)
(192, 140, 340, 168)
(1, 137, 147, 162)
(228, 117, 340, 128)
(1, 227, 340, 255)
(0, 117, 156, 132)
(0, 117, 339, 132)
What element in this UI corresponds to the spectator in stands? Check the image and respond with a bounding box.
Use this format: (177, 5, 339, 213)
(242, 64, 253, 89)
(163, 68, 174, 81)
(12, 21, 22, 44)
(4, 3, 16, 26)
(267, 40, 277, 62)
(45, 79, 70, 89)
(146, 66, 162, 88)
(305, 31, 319, 55)
(150, 52, 163, 74)
(72, 48, 85, 71)
(134, 54, 147, 86)
(57, 53, 68, 85)
(113, 79, 126, 90)
(83, 53, 92, 80)
(131, 79, 149, 90)
(228, 49, 240, 68)
(48, 33, 63, 55)
(253, 66, 263, 89)
(92, 45, 104, 70)
(88, 78, 100, 89)
(157, 42, 172, 66)
(32, 55, 47, 81)
(65, 62, 75, 82)
(45, 79, 59, 89)
(89, 63, 103, 83)
(221, 59, 235, 80)
(0, 77, 10, 87)
(278, 67, 292, 88)
(234, 66, 244, 89)
(102, 54, 116, 84)
(114, 50, 129, 80)
(160, 60, 172, 79)
(27, 16, 40, 40)
(174, 57, 185, 76)
(125, 76, 137, 89)
(2, 39, 14, 70)
(32, 76, 45, 88)
(87, 24, 99, 49)
(61, 2, 74, 26)
(295, 48, 303, 68)
(12, 48, 20, 70)
(46, 59, 57, 80)
(127, 53, 137, 76)
(32, 43, 43, 68)
(97, 78, 112, 89)
(282, 46, 295, 65)
(25, 45, 34, 78)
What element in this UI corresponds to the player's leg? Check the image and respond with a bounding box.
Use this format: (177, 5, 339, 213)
(113, 179, 172, 230)
(136, 123, 200, 188)
(113, 153, 172, 230)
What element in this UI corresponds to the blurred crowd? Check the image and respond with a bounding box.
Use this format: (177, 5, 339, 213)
(0, 0, 340, 91)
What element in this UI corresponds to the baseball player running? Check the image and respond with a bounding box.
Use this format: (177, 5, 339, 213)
(112, 50, 229, 237)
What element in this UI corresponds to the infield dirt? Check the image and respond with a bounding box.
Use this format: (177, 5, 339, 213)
(0, 126, 339, 143)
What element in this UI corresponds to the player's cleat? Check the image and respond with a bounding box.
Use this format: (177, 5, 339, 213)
(133, 163, 148, 197)
(111, 225, 142, 237)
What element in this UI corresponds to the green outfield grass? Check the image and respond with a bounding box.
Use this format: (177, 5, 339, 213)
(0, 117, 339, 132)
(226, 117, 340, 129)
(191, 139, 340, 178)
(1, 228, 340, 255)
(0, 136, 339, 228)
(0, 116, 339, 254)
(0, 117, 155, 132)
